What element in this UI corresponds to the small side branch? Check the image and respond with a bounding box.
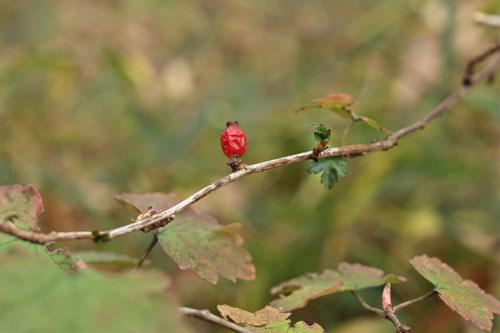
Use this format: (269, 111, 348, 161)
(134, 233, 159, 271)
(351, 291, 410, 333)
(393, 289, 437, 313)
(179, 307, 251, 333)
(463, 43, 500, 86)
(474, 12, 500, 29)
(351, 290, 384, 316)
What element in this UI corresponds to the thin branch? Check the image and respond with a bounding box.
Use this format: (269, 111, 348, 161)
(351, 291, 410, 333)
(134, 233, 158, 271)
(351, 291, 384, 315)
(474, 12, 500, 29)
(463, 44, 500, 86)
(384, 311, 411, 333)
(342, 119, 358, 145)
(1, 51, 499, 245)
(178, 307, 251, 333)
(393, 289, 437, 313)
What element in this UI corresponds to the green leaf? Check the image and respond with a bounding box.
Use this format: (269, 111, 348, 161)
(270, 263, 406, 312)
(159, 217, 255, 284)
(296, 94, 390, 134)
(410, 255, 500, 332)
(307, 156, 347, 189)
(217, 305, 323, 332)
(45, 247, 77, 273)
(352, 113, 391, 134)
(309, 124, 331, 142)
(0, 251, 190, 332)
(115, 192, 255, 284)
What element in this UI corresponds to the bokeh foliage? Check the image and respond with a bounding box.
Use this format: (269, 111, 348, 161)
(0, 0, 499, 332)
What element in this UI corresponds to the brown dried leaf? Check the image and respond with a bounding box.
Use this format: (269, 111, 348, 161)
(218, 305, 291, 327)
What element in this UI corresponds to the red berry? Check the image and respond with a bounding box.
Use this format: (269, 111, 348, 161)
(220, 121, 247, 158)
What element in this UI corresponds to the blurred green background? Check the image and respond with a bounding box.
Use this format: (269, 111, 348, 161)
(0, 0, 499, 332)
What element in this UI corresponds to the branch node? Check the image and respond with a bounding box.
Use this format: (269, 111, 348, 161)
(141, 215, 175, 233)
(227, 155, 247, 172)
(310, 141, 328, 160)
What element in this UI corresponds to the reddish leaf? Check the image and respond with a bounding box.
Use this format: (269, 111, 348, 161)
(270, 263, 405, 312)
(0, 185, 44, 232)
(410, 255, 500, 332)
(312, 93, 354, 111)
(115, 192, 255, 284)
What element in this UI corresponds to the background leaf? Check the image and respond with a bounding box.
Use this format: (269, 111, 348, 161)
(0, 251, 190, 332)
(410, 255, 500, 332)
(270, 263, 405, 312)
(73, 251, 145, 269)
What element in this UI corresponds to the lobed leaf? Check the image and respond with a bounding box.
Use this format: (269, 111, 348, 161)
(158, 217, 255, 284)
(217, 305, 323, 332)
(410, 255, 500, 332)
(116, 192, 255, 284)
(307, 156, 347, 190)
(218, 305, 291, 327)
(270, 263, 405, 312)
(309, 124, 331, 142)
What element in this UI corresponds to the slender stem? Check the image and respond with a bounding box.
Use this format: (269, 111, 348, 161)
(342, 119, 357, 145)
(384, 311, 411, 333)
(179, 307, 251, 333)
(474, 12, 500, 29)
(351, 290, 384, 316)
(463, 43, 500, 85)
(393, 289, 437, 313)
(351, 291, 410, 333)
(0, 51, 499, 245)
(134, 233, 158, 271)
